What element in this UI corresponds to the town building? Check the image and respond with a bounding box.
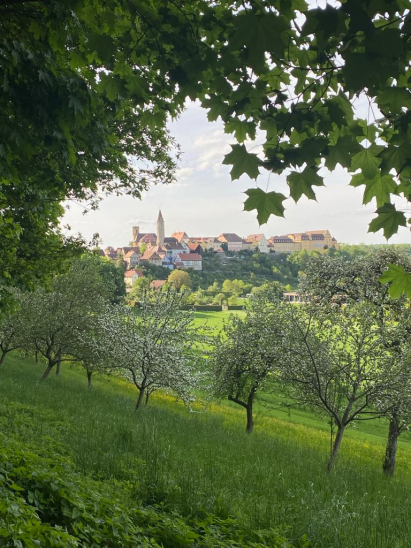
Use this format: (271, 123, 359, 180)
(157, 210, 165, 246)
(175, 253, 203, 271)
(124, 250, 140, 268)
(245, 234, 268, 253)
(124, 269, 143, 291)
(269, 230, 339, 254)
(217, 233, 243, 252)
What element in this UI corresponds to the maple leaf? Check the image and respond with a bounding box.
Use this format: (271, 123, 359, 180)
(368, 203, 407, 239)
(223, 145, 260, 180)
(379, 264, 411, 299)
(243, 188, 286, 225)
(287, 167, 324, 202)
(225, 119, 256, 143)
(350, 172, 397, 207)
(351, 148, 382, 179)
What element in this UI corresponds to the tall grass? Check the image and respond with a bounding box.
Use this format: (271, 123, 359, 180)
(2, 353, 411, 547)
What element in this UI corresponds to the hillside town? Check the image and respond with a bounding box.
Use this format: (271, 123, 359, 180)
(99, 211, 340, 288)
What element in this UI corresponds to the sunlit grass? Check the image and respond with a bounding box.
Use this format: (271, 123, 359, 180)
(1, 351, 411, 547)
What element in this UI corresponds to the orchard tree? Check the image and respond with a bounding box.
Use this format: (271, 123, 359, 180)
(300, 250, 411, 307)
(283, 304, 395, 472)
(21, 257, 111, 380)
(212, 296, 286, 433)
(0, 291, 24, 366)
(300, 249, 411, 472)
(96, 289, 205, 410)
(168, 270, 192, 290)
(375, 321, 411, 477)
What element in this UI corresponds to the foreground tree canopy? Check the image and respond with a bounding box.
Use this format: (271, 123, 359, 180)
(2, 0, 411, 294)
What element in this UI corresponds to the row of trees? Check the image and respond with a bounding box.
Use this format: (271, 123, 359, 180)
(0, 256, 206, 409)
(2, 250, 411, 476)
(213, 250, 411, 475)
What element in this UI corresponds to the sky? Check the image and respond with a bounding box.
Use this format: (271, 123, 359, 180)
(63, 101, 411, 249)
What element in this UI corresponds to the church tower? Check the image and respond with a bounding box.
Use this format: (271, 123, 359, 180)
(157, 210, 165, 246)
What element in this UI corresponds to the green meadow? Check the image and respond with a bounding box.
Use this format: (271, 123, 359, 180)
(2, 321, 411, 548)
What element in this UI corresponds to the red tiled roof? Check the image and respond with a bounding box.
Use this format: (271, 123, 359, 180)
(246, 234, 265, 242)
(124, 270, 137, 277)
(172, 231, 189, 242)
(188, 243, 201, 251)
(218, 233, 243, 243)
(124, 250, 139, 258)
(177, 253, 202, 261)
(150, 280, 167, 289)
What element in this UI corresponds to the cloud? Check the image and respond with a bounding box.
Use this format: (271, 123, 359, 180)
(177, 167, 194, 180)
(126, 219, 155, 226)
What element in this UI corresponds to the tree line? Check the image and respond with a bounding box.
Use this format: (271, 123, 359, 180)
(1, 250, 411, 477)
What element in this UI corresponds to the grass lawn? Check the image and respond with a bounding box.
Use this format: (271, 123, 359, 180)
(1, 350, 411, 547)
(193, 310, 245, 332)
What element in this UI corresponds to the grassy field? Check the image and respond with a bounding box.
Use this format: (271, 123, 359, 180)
(193, 309, 245, 332)
(1, 346, 411, 547)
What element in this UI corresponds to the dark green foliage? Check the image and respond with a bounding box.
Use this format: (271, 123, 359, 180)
(0, 421, 300, 547)
(190, 251, 300, 291)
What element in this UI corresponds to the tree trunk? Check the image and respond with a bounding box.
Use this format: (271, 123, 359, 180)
(383, 413, 401, 477)
(246, 393, 254, 434)
(135, 386, 145, 410)
(0, 350, 7, 367)
(87, 370, 93, 388)
(327, 424, 345, 472)
(55, 361, 61, 375)
(145, 389, 150, 405)
(40, 362, 54, 382)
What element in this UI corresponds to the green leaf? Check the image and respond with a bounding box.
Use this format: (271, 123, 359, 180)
(243, 188, 286, 225)
(381, 145, 410, 173)
(350, 172, 397, 207)
(377, 87, 411, 115)
(325, 135, 361, 170)
(351, 148, 381, 179)
(379, 264, 411, 299)
(225, 119, 256, 143)
(223, 145, 260, 180)
(368, 203, 407, 239)
(287, 167, 324, 202)
(231, 13, 288, 69)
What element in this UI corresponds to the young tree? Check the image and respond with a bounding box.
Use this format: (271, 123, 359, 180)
(21, 257, 111, 380)
(300, 250, 411, 473)
(282, 304, 395, 472)
(96, 289, 204, 410)
(212, 297, 286, 433)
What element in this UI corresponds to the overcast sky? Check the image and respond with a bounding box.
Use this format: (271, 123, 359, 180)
(63, 100, 411, 249)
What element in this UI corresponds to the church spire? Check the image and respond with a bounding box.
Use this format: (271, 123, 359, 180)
(156, 209, 165, 246)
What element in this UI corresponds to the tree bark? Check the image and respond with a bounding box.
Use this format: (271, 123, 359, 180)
(327, 424, 345, 472)
(55, 361, 61, 375)
(246, 392, 255, 434)
(145, 389, 150, 405)
(0, 350, 7, 367)
(135, 386, 145, 410)
(383, 412, 401, 477)
(40, 362, 54, 382)
(87, 370, 93, 388)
